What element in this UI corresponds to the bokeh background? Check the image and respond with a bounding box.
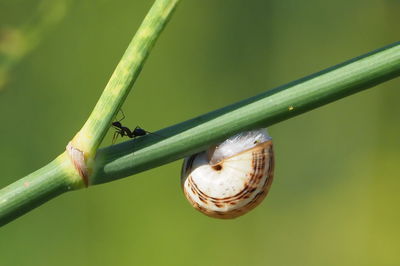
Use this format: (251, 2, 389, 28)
(0, 0, 399, 265)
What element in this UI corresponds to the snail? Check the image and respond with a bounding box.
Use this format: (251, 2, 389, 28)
(181, 129, 274, 219)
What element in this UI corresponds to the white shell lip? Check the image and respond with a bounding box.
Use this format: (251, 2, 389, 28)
(181, 129, 274, 219)
(210, 129, 271, 164)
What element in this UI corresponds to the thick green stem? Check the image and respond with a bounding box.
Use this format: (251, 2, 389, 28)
(0, 153, 81, 226)
(91, 42, 400, 184)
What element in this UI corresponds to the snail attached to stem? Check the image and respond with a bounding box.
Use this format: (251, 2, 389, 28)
(181, 129, 274, 219)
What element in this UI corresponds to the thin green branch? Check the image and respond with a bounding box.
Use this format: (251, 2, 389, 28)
(0, 0, 180, 226)
(91, 42, 400, 184)
(72, 0, 180, 157)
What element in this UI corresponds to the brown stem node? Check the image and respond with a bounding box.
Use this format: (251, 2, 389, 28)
(66, 142, 89, 187)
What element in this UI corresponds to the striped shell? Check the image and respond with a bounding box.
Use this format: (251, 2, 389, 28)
(181, 129, 274, 219)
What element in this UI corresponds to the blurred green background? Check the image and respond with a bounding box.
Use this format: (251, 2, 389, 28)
(0, 0, 399, 265)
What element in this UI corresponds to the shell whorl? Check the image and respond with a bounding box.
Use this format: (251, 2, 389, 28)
(181, 130, 274, 219)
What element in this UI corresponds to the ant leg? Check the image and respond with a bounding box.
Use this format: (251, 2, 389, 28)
(112, 131, 120, 144)
(112, 131, 117, 144)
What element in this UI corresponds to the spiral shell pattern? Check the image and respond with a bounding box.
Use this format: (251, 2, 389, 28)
(181, 130, 274, 219)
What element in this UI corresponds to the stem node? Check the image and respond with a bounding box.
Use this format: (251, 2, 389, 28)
(66, 142, 90, 187)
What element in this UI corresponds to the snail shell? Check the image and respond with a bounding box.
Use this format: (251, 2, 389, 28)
(181, 129, 274, 219)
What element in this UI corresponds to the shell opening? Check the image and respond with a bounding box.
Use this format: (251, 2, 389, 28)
(212, 164, 223, 171)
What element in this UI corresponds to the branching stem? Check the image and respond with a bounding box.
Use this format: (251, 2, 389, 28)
(0, 0, 398, 226)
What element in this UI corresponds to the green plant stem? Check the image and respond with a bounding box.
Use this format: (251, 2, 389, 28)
(91, 41, 400, 184)
(0, 153, 81, 226)
(1, 41, 399, 225)
(72, 0, 180, 156)
(0, 0, 180, 226)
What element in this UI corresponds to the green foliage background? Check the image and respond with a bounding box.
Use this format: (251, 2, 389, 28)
(0, 1, 399, 265)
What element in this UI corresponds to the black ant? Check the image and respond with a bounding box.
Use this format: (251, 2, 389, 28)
(111, 110, 157, 143)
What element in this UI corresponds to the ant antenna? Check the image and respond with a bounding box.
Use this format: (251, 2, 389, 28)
(116, 109, 126, 122)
